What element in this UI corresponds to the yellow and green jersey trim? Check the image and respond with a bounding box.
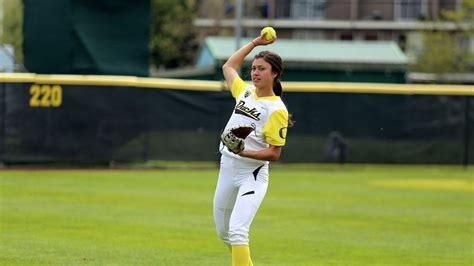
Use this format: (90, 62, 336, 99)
(263, 109, 288, 146)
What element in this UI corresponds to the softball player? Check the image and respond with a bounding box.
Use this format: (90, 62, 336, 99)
(213, 34, 290, 266)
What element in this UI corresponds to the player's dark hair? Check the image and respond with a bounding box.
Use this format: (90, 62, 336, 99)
(253, 51, 294, 127)
(253, 51, 283, 97)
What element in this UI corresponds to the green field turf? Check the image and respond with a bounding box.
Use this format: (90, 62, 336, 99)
(1, 164, 473, 265)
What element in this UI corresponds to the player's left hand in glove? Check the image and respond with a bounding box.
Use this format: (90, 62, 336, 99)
(221, 125, 255, 154)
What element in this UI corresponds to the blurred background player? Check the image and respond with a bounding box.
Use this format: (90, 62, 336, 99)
(213, 32, 291, 265)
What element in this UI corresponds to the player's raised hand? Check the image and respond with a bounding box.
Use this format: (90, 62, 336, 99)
(252, 27, 277, 46)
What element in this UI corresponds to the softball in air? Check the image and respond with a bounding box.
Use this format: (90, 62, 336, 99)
(261, 26, 277, 41)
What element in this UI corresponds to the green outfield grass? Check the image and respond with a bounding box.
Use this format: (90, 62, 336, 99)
(1, 164, 473, 265)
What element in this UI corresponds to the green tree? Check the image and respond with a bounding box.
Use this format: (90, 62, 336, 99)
(411, 0, 474, 73)
(149, 0, 198, 69)
(1, 0, 23, 66)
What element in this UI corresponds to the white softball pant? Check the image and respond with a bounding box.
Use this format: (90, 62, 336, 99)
(213, 154, 269, 246)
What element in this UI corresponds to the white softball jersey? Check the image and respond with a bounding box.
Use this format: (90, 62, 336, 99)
(219, 76, 289, 164)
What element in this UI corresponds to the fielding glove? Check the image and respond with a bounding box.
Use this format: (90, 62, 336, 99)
(221, 125, 255, 154)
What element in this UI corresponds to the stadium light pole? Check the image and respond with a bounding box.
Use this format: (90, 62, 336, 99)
(235, 0, 243, 75)
(235, 0, 242, 52)
(0, 0, 3, 38)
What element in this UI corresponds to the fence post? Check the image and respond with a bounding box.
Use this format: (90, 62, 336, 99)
(142, 130, 149, 162)
(463, 96, 471, 168)
(0, 82, 5, 167)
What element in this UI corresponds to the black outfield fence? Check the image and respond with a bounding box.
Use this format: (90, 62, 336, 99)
(0, 74, 472, 165)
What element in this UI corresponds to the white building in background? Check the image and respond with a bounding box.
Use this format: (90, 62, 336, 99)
(194, 0, 472, 66)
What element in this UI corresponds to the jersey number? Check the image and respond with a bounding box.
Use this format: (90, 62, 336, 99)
(29, 85, 62, 107)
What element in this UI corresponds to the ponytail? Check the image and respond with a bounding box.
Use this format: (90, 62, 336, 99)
(273, 80, 283, 97)
(273, 80, 295, 128)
